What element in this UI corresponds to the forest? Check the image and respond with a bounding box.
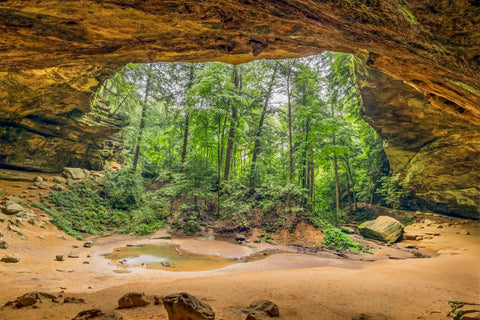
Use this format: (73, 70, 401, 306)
(40, 53, 405, 250)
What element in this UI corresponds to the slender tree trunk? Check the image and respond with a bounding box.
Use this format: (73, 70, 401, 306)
(224, 65, 241, 181)
(286, 67, 293, 207)
(180, 65, 196, 173)
(132, 69, 151, 172)
(345, 156, 357, 209)
(333, 134, 340, 226)
(250, 65, 277, 188)
(180, 111, 190, 173)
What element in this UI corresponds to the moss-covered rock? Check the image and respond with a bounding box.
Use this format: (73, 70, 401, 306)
(358, 216, 404, 243)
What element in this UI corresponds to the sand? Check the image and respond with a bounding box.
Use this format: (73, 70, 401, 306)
(0, 172, 479, 319)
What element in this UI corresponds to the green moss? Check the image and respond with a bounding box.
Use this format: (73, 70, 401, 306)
(446, 78, 480, 96)
(399, 0, 416, 26)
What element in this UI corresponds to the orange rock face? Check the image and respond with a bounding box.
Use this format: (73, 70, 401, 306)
(0, 1, 478, 217)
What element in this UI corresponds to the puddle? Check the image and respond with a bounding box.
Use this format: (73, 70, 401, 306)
(105, 244, 278, 272)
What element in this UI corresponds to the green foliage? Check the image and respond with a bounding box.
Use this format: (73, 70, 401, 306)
(376, 176, 408, 210)
(400, 214, 415, 226)
(322, 224, 364, 253)
(183, 220, 199, 236)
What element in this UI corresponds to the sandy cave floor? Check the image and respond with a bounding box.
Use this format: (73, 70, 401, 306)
(0, 172, 479, 320)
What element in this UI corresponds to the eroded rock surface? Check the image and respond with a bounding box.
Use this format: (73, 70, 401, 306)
(0, 1, 478, 217)
(162, 292, 215, 320)
(358, 216, 404, 243)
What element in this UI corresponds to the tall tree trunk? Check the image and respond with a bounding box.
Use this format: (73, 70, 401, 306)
(286, 67, 293, 207)
(180, 111, 190, 173)
(224, 65, 241, 181)
(333, 134, 340, 226)
(180, 65, 196, 173)
(250, 65, 277, 188)
(345, 156, 357, 209)
(132, 69, 151, 172)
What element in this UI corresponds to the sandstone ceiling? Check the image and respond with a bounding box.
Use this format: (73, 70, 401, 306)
(0, 0, 479, 218)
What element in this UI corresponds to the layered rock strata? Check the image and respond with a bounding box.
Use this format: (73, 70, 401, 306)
(0, 1, 478, 217)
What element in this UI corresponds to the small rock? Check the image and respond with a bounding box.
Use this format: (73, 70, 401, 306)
(83, 261, 90, 264)
(352, 313, 391, 320)
(117, 292, 150, 309)
(249, 300, 280, 317)
(63, 297, 85, 304)
(7, 224, 20, 233)
(9, 217, 23, 227)
(424, 219, 434, 225)
(235, 234, 246, 242)
(20, 236, 28, 241)
(84, 241, 93, 248)
(3, 292, 58, 308)
(153, 295, 162, 305)
(28, 185, 38, 190)
(0, 240, 8, 249)
(341, 226, 355, 234)
(1, 254, 20, 263)
(415, 236, 423, 240)
(163, 292, 215, 320)
(52, 184, 65, 191)
(437, 224, 443, 229)
(38, 235, 45, 239)
(53, 176, 66, 184)
(0, 212, 7, 222)
(6, 203, 24, 214)
(34, 182, 50, 189)
(460, 229, 470, 235)
(0, 230, 3, 237)
(63, 168, 87, 180)
(56, 255, 65, 261)
(68, 251, 80, 258)
(72, 308, 123, 320)
(34, 176, 43, 182)
(0, 188, 5, 196)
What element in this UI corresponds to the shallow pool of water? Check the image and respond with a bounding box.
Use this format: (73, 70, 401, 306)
(105, 244, 277, 272)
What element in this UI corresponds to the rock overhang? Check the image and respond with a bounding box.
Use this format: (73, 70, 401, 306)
(0, 0, 478, 218)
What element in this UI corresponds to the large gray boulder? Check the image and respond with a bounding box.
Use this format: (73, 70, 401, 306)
(163, 292, 215, 320)
(358, 216, 404, 243)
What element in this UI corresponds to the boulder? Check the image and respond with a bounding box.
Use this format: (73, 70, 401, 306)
(249, 300, 280, 317)
(358, 216, 404, 243)
(63, 168, 87, 180)
(6, 203, 24, 214)
(2, 254, 20, 263)
(3, 292, 58, 308)
(34, 176, 44, 182)
(0, 240, 8, 249)
(72, 309, 123, 320)
(162, 292, 215, 320)
(117, 292, 150, 309)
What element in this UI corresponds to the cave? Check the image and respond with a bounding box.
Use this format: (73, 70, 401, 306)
(0, 2, 479, 218)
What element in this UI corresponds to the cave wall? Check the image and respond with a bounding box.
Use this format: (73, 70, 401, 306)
(0, 0, 478, 217)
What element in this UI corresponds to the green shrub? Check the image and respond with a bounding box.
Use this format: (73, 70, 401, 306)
(183, 220, 199, 236)
(322, 225, 364, 253)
